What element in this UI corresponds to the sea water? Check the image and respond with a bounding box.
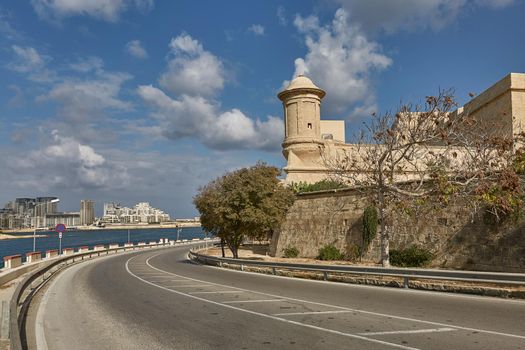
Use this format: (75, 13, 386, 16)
(0, 227, 205, 267)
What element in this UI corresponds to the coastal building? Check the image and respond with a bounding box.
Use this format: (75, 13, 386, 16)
(102, 201, 170, 224)
(80, 200, 95, 226)
(279, 73, 525, 184)
(33, 197, 59, 228)
(45, 212, 80, 228)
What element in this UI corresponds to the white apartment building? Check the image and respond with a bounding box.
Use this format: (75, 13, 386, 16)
(102, 202, 170, 224)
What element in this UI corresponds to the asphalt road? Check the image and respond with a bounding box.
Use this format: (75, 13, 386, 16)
(30, 245, 525, 350)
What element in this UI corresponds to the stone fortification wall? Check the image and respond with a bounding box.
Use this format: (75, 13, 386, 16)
(270, 189, 525, 273)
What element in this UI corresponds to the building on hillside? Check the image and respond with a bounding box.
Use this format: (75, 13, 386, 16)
(80, 200, 95, 226)
(278, 73, 525, 184)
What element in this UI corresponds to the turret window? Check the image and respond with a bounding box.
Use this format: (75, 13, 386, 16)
(307, 123, 312, 129)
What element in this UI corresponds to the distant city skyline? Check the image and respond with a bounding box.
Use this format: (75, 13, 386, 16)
(1, 1, 524, 217)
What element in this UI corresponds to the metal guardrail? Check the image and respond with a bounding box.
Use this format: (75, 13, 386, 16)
(9, 240, 203, 350)
(188, 249, 525, 287)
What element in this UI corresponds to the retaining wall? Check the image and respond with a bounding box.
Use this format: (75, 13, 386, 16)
(270, 189, 525, 272)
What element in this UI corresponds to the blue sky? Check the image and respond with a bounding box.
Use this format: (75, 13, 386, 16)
(1, 0, 524, 217)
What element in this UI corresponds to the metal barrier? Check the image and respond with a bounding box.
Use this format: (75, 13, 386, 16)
(9, 239, 203, 350)
(188, 249, 525, 287)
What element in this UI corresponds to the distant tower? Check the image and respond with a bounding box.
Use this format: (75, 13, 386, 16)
(80, 200, 95, 226)
(278, 75, 326, 183)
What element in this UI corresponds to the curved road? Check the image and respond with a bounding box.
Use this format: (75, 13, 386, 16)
(30, 245, 525, 350)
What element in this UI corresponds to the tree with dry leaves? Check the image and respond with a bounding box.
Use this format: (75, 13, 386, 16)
(322, 90, 524, 267)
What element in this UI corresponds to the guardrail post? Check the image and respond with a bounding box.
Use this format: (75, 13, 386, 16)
(219, 261, 223, 267)
(272, 267, 276, 275)
(241, 264, 244, 271)
(404, 276, 409, 289)
(323, 271, 328, 281)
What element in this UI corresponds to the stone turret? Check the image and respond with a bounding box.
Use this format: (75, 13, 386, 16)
(278, 75, 327, 184)
(278, 75, 325, 145)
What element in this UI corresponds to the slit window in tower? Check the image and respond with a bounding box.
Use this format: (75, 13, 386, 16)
(307, 123, 312, 129)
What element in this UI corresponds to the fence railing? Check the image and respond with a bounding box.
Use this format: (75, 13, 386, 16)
(188, 249, 525, 287)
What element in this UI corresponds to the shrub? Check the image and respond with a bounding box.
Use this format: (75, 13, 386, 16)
(317, 244, 344, 261)
(390, 245, 432, 267)
(290, 180, 347, 194)
(345, 243, 361, 262)
(283, 246, 299, 258)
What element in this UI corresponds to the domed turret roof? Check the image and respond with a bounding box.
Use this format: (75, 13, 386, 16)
(278, 75, 326, 100)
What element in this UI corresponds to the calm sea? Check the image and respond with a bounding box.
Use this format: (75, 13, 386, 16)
(0, 227, 205, 267)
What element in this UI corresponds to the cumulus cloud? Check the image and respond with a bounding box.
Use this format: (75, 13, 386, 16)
(11, 130, 128, 190)
(248, 24, 265, 36)
(159, 33, 225, 97)
(38, 72, 132, 121)
(288, 8, 391, 117)
(31, 0, 154, 22)
(334, 0, 515, 34)
(126, 40, 148, 59)
(137, 85, 283, 151)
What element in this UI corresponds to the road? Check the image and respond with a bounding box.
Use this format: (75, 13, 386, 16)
(30, 245, 525, 350)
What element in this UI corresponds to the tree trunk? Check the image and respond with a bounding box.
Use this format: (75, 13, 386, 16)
(231, 245, 239, 259)
(378, 187, 390, 267)
(220, 238, 225, 258)
(380, 219, 390, 267)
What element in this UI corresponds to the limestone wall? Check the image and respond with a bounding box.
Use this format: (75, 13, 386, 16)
(270, 189, 525, 272)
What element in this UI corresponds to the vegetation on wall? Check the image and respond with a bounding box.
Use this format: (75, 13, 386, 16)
(317, 244, 344, 261)
(193, 162, 295, 258)
(362, 205, 378, 252)
(390, 246, 432, 267)
(290, 179, 347, 194)
(283, 246, 299, 258)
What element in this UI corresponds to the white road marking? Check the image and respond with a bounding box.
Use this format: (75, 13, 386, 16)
(169, 284, 213, 288)
(223, 299, 285, 304)
(143, 251, 525, 341)
(148, 279, 190, 283)
(126, 256, 420, 350)
(359, 328, 457, 336)
(273, 310, 353, 316)
(189, 291, 245, 295)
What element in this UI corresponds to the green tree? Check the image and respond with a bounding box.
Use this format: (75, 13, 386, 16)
(193, 163, 295, 258)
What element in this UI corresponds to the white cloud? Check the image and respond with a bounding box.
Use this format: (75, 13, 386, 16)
(334, 0, 515, 34)
(159, 33, 226, 97)
(289, 8, 391, 117)
(39, 72, 132, 121)
(139, 32, 283, 151)
(31, 0, 154, 22)
(137, 85, 283, 151)
(126, 40, 148, 59)
(12, 130, 128, 190)
(277, 6, 287, 26)
(69, 56, 104, 73)
(248, 24, 265, 36)
(8, 45, 47, 73)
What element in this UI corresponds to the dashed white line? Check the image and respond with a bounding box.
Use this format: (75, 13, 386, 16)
(189, 291, 245, 295)
(273, 310, 353, 316)
(359, 328, 457, 336)
(223, 299, 285, 304)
